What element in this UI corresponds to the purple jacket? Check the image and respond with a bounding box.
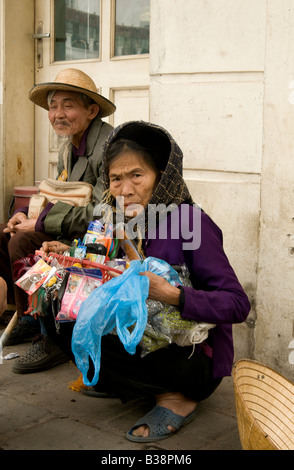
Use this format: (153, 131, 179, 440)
(143, 203, 251, 378)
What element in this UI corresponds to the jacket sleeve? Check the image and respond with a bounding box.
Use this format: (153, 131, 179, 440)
(180, 207, 251, 325)
(43, 200, 95, 239)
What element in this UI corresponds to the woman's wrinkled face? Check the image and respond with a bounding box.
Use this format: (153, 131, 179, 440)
(109, 151, 160, 217)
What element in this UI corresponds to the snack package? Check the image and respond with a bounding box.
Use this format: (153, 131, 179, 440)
(106, 258, 127, 272)
(15, 259, 53, 295)
(82, 221, 116, 256)
(56, 269, 103, 322)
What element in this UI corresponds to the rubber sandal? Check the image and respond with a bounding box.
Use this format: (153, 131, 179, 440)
(126, 405, 197, 443)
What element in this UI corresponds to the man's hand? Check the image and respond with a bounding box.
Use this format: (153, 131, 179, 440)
(41, 240, 70, 254)
(3, 213, 36, 236)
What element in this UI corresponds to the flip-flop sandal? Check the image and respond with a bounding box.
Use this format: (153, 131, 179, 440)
(126, 405, 197, 443)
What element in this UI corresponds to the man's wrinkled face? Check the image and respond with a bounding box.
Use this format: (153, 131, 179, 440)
(48, 91, 98, 146)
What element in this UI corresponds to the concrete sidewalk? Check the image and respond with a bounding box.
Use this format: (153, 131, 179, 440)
(0, 339, 242, 452)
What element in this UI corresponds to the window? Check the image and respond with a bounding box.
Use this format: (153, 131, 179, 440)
(114, 0, 150, 57)
(54, 0, 101, 61)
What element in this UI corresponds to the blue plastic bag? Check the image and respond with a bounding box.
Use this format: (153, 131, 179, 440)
(71, 259, 149, 386)
(71, 257, 182, 386)
(142, 257, 181, 286)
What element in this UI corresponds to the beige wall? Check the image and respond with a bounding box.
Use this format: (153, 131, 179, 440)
(0, 0, 34, 222)
(150, 0, 265, 361)
(150, 0, 293, 380)
(255, 1, 294, 380)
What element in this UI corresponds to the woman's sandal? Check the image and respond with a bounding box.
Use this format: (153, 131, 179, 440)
(126, 405, 197, 442)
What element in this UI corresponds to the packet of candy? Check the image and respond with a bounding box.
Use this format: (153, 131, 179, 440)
(15, 259, 53, 295)
(56, 270, 103, 322)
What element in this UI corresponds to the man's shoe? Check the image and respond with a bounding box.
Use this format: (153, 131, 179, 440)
(12, 334, 69, 374)
(1, 319, 40, 346)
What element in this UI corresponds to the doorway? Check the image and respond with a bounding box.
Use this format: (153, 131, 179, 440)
(33, 0, 150, 182)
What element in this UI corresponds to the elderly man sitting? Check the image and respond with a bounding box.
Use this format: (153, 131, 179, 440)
(0, 68, 116, 372)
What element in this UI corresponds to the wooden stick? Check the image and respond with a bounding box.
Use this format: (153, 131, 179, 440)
(115, 223, 141, 261)
(0, 311, 18, 355)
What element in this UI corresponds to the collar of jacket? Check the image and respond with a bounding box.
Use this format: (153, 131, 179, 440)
(68, 116, 103, 181)
(85, 115, 103, 156)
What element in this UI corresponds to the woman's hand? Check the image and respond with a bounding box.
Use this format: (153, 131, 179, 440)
(41, 240, 70, 254)
(140, 271, 181, 306)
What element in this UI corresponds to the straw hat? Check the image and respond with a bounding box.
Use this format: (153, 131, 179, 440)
(28, 68, 116, 118)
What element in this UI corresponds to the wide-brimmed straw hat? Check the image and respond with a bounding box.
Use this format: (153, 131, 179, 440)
(28, 68, 116, 118)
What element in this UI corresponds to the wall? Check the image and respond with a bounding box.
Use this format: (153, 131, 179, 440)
(255, 1, 294, 380)
(150, 0, 265, 363)
(0, 0, 34, 222)
(150, 0, 294, 380)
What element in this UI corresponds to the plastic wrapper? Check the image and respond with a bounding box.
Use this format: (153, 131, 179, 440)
(56, 268, 103, 322)
(15, 258, 53, 295)
(139, 322, 170, 355)
(27, 267, 67, 319)
(12, 254, 41, 282)
(143, 257, 181, 286)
